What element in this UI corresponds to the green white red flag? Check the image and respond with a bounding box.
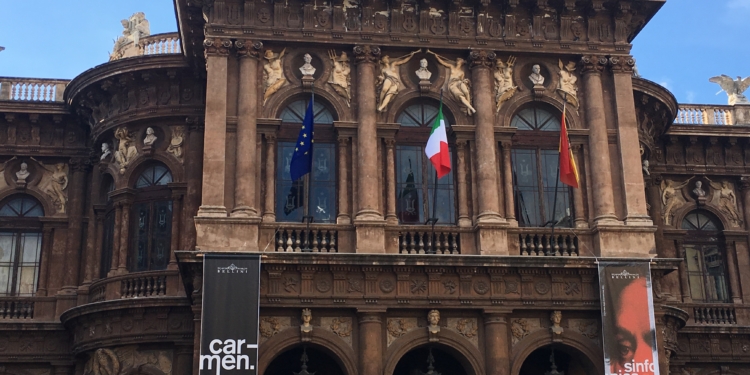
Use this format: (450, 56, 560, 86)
(425, 104, 451, 179)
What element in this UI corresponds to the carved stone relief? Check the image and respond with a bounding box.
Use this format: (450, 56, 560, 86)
(511, 318, 542, 346)
(84, 346, 173, 375)
(377, 50, 419, 113)
(568, 319, 599, 341)
(32, 157, 68, 214)
(494, 56, 517, 112)
(263, 48, 287, 104)
(259, 316, 291, 343)
(557, 60, 579, 109)
(386, 318, 418, 346)
(114, 126, 139, 175)
(328, 50, 351, 106)
(707, 178, 743, 227)
(447, 318, 479, 347)
(661, 178, 692, 225)
(430, 49, 475, 115)
(321, 317, 353, 346)
(167, 126, 185, 162)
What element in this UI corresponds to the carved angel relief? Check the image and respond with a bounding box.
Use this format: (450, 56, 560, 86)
(428, 49, 476, 115)
(377, 49, 420, 113)
(263, 48, 287, 104)
(661, 178, 692, 225)
(114, 126, 139, 175)
(328, 50, 352, 107)
(707, 178, 743, 227)
(557, 59, 579, 109)
(31, 157, 68, 214)
(494, 56, 518, 112)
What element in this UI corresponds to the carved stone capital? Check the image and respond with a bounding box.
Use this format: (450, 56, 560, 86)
(338, 137, 351, 146)
(579, 55, 607, 75)
(235, 40, 264, 59)
(740, 176, 750, 192)
(384, 138, 396, 148)
(469, 50, 496, 69)
(456, 140, 467, 150)
(353, 45, 381, 64)
(69, 157, 92, 173)
(609, 55, 635, 74)
(203, 38, 233, 56)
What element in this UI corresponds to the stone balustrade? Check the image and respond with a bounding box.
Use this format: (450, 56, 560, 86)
(275, 226, 339, 252)
(515, 229, 581, 256)
(87, 270, 180, 302)
(675, 105, 735, 125)
(397, 228, 461, 254)
(0, 298, 35, 319)
(109, 32, 182, 61)
(689, 304, 737, 325)
(0, 77, 68, 102)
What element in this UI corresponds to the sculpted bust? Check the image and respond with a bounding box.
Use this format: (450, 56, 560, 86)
(101, 143, 112, 161)
(427, 309, 440, 334)
(16, 162, 29, 183)
(529, 64, 545, 86)
(299, 53, 316, 77)
(143, 127, 157, 147)
(693, 181, 706, 198)
(415, 58, 432, 81)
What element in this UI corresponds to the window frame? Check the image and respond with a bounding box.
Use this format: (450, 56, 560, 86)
(129, 164, 173, 272)
(0, 196, 44, 297)
(681, 210, 730, 303)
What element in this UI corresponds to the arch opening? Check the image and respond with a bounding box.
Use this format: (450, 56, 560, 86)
(392, 345, 470, 375)
(264, 345, 345, 375)
(518, 345, 597, 375)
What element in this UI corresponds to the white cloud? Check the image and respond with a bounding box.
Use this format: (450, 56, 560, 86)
(728, 0, 750, 10)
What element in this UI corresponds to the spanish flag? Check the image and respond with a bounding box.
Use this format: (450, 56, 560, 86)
(559, 103, 580, 188)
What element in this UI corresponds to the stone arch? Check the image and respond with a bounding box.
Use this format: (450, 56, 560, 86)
(263, 86, 351, 122)
(258, 327, 357, 375)
(124, 154, 183, 189)
(510, 330, 604, 375)
(385, 90, 468, 126)
(498, 91, 583, 131)
(0, 189, 53, 218)
(384, 328, 484, 375)
(672, 204, 729, 231)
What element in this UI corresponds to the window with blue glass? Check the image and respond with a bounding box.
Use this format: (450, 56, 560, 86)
(0, 196, 44, 296)
(511, 106, 573, 227)
(276, 100, 337, 223)
(131, 164, 173, 272)
(395, 102, 456, 225)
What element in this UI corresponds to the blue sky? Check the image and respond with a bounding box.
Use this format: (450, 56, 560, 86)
(1, 0, 748, 105)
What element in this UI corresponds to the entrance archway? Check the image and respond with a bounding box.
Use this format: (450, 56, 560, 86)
(264, 346, 345, 375)
(393, 346, 468, 375)
(518, 345, 597, 375)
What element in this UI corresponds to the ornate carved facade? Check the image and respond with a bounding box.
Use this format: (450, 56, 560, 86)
(1, 1, 750, 375)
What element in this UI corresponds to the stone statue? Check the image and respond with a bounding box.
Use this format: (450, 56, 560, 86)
(328, 50, 351, 106)
(642, 160, 650, 176)
(494, 56, 518, 112)
(84, 348, 120, 375)
(529, 64, 545, 86)
(143, 127, 157, 147)
(427, 309, 440, 334)
(708, 178, 743, 226)
(0, 156, 16, 189)
(693, 181, 706, 198)
(550, 311, 563, 335)
(110, 12, 150, 61)
(661, 178, 692, 225)
(263, 48, 287, 104)
(427, 49, 476, 115)
(16, 162, 29, 184)
(301, 308, 313, 333)
(114, 126, 138, 175)
(32, 157, 68, 214)
(415, 58, 432, 81)
(377, 49, 420, 113)
(710, 75, 750, 105)
(168, 126, 184, 161)
(557, 60, 579, 108)
(299, 53, 316, 77)
(101, 143, 112, 161)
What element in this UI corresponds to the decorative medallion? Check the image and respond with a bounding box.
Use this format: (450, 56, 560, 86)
(330, 317, 352, 337)
(122, 318, 134, 332)
(456, 318, 478, 338)
(535, 281, 550, 295)
(410, 279, 427, 294)
(473, 281, 490, 295)
(315, 277, 332, 293)
(380, 279, 395, 293)
(283, 277, 298, 293)
(564, 281, 581, 295)
(443, 280, 457, 294)
(511, 318, 541, 346)
(347, 277, 363, 293)
(505, 280, 519, 294)
(387, 318, 411, 338)
(260, 317, 282, 338)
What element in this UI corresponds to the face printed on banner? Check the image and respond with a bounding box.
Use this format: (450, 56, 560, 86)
(611, 278, 656, 375)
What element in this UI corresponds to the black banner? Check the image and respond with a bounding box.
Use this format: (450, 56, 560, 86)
(599, 262, 660, 375)
(200, 254, 261, 375)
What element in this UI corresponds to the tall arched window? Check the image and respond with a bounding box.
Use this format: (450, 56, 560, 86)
(0, 196, 44, 296)
(131, 164, 173, 272)
(395, 101, 456, 224)
(681, 210, 729, 302)
(510, 105, 573, 227)
(277, 99, 337, 223)
(99, 175, 115, 279)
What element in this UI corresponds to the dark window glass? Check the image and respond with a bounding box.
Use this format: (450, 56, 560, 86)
(99, 210, 115, 279)
(277, 142, 336, 223)
(130, 164, 172, 272)
(510, 106, 572, 228)
(0, 196, 43, 296)
(396, 102, 439, 127)
(280, 100, 334, 125)
(682, 211, 729, 302)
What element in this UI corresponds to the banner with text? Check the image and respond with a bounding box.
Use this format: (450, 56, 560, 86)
(200, 254, 261, 375)
(599, 262, 660, 375)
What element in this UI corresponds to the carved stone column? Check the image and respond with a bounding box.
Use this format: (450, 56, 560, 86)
(232, 40, 263, 217)
(35, 226, 54, 296)
(456, 140, 471, 227)
(338, 136, 352, 224)
(109, 202, 122, 277)
(609, 56, 652, 226)
(484, 313, 510, 375)
(358, 312, 383, 375)
(111, 189, 134, 274)
(198, 38, 233, 217)
(174, 345, 194, 375)
(353, 45, 385, 253)
(169, 183, 186, 270)
(725, 241, 743, 303)
(580, 56, 617, 224)
(571, 145, 587, 227)
(262, 134, 277, 222)
(675, 240, 692, 303)
(500, 141, 516, 224)
(184, 119, 204, 251)
(384, 138, 397, 224)
(92, 208, 105, 280)
(82, 163, 102, 285)
(741, 177, 750, 233)
(61, 158, 89, 292)
(469, 50, 504, 224)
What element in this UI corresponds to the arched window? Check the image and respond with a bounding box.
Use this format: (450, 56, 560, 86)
(395, 101, 456, 224)
(277, 99, 337, 223)
(99, 176, 115, 279)
(510, 105, 572, 227)
(0, 196, 43, 296)
(681, 210, 729, 302)
(131, 164, 173, 272)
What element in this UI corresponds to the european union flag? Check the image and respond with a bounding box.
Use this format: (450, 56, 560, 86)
(290, 98, 314, 182)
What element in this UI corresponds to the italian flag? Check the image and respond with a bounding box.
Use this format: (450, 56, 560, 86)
(425, 104, 451, 179)
(559, 103, 580, 188)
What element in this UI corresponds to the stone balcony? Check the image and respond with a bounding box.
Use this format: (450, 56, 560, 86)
(675, 104, 750, 126)
(0, 77, 69, 102)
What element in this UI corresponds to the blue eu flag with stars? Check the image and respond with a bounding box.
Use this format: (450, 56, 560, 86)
(289, 98, 314, 182)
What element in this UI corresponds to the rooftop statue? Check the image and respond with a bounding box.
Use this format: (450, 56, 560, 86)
(710, 74, 750, 106)
(110, 12, 151, 61)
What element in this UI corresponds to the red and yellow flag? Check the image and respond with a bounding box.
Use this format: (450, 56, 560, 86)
(559, 104, 580, 188)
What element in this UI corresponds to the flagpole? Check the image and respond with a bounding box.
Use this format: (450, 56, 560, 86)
(549, 100, 566, 256)
(302, 83, 315, 251)
(425, 89, 444, 254)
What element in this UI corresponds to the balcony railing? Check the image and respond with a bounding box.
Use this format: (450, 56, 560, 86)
(518, 232, 579, 256)
(275, 226, 339, 252)
(690, 304, 737, 325)
(0, 77, 69, 102)
(675, 105, 735, 125)
(109, 32, 181, 61)
(87, 269, 180, 303)
(398, 228, 461, 254)
(0, 298, 35, 319)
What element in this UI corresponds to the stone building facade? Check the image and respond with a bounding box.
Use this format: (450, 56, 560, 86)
(1, 1, 750, 374)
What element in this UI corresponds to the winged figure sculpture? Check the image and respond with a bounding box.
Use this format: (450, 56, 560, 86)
(709, 74, 750, 105)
